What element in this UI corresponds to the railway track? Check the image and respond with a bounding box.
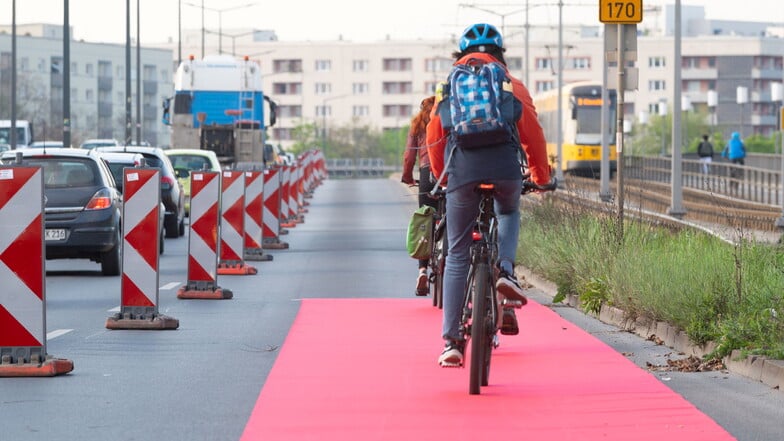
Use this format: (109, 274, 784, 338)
(548, 175, 783, 237)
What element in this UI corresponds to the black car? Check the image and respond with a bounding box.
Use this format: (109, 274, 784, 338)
(1, 148, 123, 275)
(100, 151, 166, 255)
(96, 146, 186, 238)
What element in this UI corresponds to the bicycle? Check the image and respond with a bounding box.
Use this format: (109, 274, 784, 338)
(461, 176, 556, 395)
(427, 186, 447, 309)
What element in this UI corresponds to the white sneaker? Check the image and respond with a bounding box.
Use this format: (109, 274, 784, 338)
(415, 270, 428, 296)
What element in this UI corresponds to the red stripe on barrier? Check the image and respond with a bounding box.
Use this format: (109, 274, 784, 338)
(121, 274, 155, 307)
(0, 306, 40, 346)
(191, 202, 219, 248)
(125, 207, 160, 270)
(187, 255, 214, 282)
(0, 213, 43, 299)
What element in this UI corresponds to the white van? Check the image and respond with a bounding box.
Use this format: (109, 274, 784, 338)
(0, 120, 33, 148)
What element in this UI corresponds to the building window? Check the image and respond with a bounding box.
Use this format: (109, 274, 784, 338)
(353, 82, 369, 94)
(314, 83, 332, 95)
(382, 82, 413, 94)
(648, 80, 666, 91)
(506, 57, 522, 71)
(424, 81, 440, 95)
(353, 59, 369, 72)
(278, 105, 302, 118)
(71, 62, 78, 76)
(315, 59, 331, 72)
(316, 105, 332, 117)
(648, 56, 666, 68)
(86, 89, 94, 102)
(382, 104, 412, 117)
(535, 58, 552, 71)
(567, 57, 590, 70)
(273, 82, 302, 95)
(273, 128, 293, 140)
(383, 58, 412, 72)
(273, 59, 303, 73)
(353, 105, 369, 117)
(85, 63, 93, 76)
(424, 57, 452, 73)
(116, 65, 124, 80)
(535, 81, 554, 93)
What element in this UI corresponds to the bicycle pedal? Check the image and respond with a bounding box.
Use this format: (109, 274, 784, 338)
(502, 299, 525, 309)
(439, 361, 463, 368)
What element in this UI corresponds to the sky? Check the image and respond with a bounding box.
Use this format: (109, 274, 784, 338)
(2, 0, 783, 45)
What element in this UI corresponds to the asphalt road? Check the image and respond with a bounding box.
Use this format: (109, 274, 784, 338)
(1, 177, 783, 440)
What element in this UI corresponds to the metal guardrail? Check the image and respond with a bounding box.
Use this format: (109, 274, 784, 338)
(625, 155, 783, 207)
(325, 158, 398, 178)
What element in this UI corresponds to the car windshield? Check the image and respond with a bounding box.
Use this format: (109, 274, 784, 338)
(106, 162, 133, 190)
(169, 154, 211, 171)
(23, 157, 98, 188)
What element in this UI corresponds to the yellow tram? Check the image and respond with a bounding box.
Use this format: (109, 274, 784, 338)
(533, 82, 617, 177)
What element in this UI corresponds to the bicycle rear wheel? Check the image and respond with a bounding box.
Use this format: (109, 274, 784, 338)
(469, 262, 491, 395)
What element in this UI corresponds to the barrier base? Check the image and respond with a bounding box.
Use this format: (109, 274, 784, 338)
(177, 286, 233, 300)
(0, 356, 74, 377)
(105, 313, 179, 330)
(245, 248, 274, 261)
(281, 221, 297, 228)
(280, 228, 290, 235)
(263, 239, 290, 249)
(218, 262, 258, 275)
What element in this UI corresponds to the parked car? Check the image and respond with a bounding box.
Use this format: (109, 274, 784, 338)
(1, 148, 123, 275)
(29, 140, 65, 148)
(95, 146, 185, 238)
(99, 151, 166, 255)
(164, 148, 222, 216)
(80, 138, 121, 150)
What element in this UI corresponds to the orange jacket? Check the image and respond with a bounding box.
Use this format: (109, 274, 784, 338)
(426, 52, 550, 186)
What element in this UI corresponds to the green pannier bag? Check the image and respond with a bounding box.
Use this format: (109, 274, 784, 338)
(406, 205, 436, 259)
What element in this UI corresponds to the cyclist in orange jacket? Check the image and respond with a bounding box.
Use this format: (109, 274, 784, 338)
(426, 23, 551, 367)
(402, 96, 438, 296)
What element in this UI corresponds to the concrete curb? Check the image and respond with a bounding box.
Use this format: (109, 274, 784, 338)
(517, 266, 784, 393)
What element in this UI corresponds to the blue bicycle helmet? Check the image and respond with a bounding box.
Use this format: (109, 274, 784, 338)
(459, 23, 504, 52)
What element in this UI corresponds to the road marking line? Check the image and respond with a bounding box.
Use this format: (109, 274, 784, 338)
(161, 282, 181, 290)
(46, 329, 73, 340)
(108, 306, 120, 313)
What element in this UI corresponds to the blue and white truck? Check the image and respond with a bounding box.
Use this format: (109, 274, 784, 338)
(163, 54, 276, 166)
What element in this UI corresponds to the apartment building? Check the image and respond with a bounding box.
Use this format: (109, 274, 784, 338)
(164, 9, 783, 152)
(0, 24, 173, 146)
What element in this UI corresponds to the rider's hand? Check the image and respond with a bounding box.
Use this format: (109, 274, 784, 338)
(401, 175, 415, 186)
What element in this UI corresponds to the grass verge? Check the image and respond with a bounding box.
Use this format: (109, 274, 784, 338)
(517, 197, 784, 360)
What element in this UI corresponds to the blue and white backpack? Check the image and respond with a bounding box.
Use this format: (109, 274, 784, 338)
(437, 58, 521, 149)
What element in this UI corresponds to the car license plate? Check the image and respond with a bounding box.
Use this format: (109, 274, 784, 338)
(45, 229, 67, 241)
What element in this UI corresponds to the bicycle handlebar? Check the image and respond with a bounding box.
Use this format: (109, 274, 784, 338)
(522, 176, 558, 195)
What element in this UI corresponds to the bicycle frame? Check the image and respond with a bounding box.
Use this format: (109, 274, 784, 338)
(428, 187, 447, 308)
(460, 183, 500, 395)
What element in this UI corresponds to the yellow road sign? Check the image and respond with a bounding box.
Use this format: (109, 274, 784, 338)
(600, 0, 643, 24)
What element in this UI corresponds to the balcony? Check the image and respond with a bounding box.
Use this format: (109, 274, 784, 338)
(681, 68, 717, 80)
(751, 68, 782, 79)
(97, 76, 112, 91)
(98, 102, 113, 117)
(143, 80, 157, 95)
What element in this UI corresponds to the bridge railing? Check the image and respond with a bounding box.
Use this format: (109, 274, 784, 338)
(325, 158, 398, 178)
(625, 155, 782, 206)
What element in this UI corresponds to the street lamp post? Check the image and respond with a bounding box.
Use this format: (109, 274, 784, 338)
(658, 100, 668, 156)
(707, 90, 718, 134)
(320, 94, 350, 158)
(771, 82, 784, 229)
(737, 86, 748, 138)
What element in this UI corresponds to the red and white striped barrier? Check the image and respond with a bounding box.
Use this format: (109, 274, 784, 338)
(0, 165, 73, 376)
(243, 170, 272, 262)
(107, 168, 178, 330)
(219, 171, 257, 275)
(262, 167, 289, 249)
(178, 171, 232, 299)
(280, 166, 295, 228)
